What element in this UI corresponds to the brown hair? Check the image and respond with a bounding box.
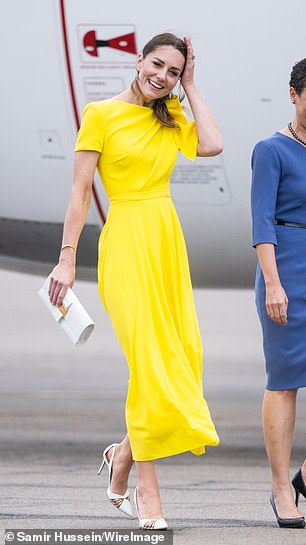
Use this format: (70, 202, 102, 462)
(131, 33, 187, 128)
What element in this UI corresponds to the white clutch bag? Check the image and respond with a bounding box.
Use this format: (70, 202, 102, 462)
(38, 276, 95, 347)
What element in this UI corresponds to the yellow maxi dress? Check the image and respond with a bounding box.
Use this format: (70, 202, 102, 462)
(75, 96, 219, 461)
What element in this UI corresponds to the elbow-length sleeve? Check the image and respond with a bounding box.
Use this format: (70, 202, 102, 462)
(251, 140, 281, 247)
(167, 96, 198, 160)
(74, 103, 105, 153)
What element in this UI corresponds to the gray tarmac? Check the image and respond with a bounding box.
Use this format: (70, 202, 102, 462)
(1, 269, 306, 545)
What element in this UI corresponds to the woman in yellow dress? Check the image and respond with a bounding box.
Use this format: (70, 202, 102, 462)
(49, 33, 222, 529)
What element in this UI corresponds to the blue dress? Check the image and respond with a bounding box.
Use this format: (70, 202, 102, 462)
(251, 132, 306, 390)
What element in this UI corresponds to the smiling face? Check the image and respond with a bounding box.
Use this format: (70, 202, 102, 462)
(136, 45, 185, 102)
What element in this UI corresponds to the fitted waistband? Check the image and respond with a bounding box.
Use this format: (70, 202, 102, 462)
(109, 190, 171, 204)
(275, 219, 306, 229)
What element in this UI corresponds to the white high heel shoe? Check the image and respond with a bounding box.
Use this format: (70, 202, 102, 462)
(134, 487, 168, 530)
(98, 443, 133, 518)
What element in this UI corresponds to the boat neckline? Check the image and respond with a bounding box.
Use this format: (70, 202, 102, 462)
(110, 99, 153, 109)
(108, 96, 178, 109)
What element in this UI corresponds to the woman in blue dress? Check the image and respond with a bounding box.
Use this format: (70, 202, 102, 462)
(251, 58, 306, 529)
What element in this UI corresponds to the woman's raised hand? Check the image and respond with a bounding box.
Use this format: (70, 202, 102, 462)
(265, 284, 289, 325)
(181, 36, 195, 89)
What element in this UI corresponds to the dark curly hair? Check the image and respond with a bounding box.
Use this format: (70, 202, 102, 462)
(289, 58, 306, 95)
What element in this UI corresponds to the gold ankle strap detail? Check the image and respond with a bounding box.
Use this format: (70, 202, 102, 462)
(110, 496, 130, 508)
(143, 520, 156, 529)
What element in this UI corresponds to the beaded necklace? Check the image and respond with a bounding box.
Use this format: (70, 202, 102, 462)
(288, 122, 306, 146)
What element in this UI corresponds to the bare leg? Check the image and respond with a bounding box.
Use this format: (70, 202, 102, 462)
(302, 459, 306, 483)
(262, 389, 302, 518)
(106, 434, 133, 495)
(135, 461, 164, 519)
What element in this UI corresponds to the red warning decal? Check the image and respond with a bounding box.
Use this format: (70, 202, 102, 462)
(83, 31, 137, 57)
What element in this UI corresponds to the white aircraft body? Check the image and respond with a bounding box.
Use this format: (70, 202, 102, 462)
(1, 0, 304, 286)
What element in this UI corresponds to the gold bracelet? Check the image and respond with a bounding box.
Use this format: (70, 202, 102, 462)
(61, 244, 77, 252)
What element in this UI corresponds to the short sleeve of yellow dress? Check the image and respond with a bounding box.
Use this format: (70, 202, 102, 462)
(74, 103, 105, 153)
(74, 96, 219, 461)
(166, 96, 198, 160)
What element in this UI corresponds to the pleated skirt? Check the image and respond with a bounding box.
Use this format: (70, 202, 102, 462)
(97, 194, 219, 460)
